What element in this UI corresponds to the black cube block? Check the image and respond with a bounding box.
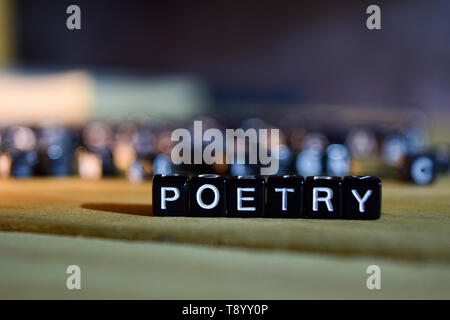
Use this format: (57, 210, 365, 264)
(189, 174, 227, 217)
(266, 175, 304, 218)
(343, 176, 382, 220)
(152, 174, 189, 216)
(227, 176, 265, 218)
(304, 176, 342, 219)
(11, 151, 38, 178)
(401, 153, 438, 185)
(325, 144, 351, 176)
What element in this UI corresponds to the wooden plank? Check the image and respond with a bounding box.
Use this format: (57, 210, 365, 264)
(0, 231, 449, 299)
(0, 177, 449, 262)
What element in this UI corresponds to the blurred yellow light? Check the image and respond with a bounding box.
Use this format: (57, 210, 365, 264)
(76, 148, 102, 180)
(0, 153, 12, 179)
(0, 71, 94, 125)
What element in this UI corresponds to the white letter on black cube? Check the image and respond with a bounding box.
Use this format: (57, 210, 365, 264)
(304, 176, 342, 219)
(152, 174, 189, 216)
(343, 176, 381, 220)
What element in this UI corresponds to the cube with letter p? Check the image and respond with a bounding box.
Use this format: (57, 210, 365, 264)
(152, 174, 189, 216)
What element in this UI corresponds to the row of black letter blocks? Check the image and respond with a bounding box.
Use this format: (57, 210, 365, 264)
(153, 174, 381, 220)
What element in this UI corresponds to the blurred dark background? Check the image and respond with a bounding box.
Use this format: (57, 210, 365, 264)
(14, 0, 450, 108)
(0, 0, 447, 180)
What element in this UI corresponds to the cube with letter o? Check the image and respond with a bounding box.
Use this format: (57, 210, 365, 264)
(189, 174, 227, 217)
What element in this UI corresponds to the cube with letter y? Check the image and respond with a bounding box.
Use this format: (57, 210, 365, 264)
(304, 176, 342, 219)
(343, 176, 381, 220)
(152, 174, 189, 216)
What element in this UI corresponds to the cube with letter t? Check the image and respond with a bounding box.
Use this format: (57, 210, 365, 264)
(266, 175, 304, 218)
(343, 176, 381, 220)
(304, 176, 342, 219)
(227, 176, 265, 218)
(152, 174, 189, 216)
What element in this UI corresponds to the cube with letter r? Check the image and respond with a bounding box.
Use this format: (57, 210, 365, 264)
(152, 174, 189, 216)
(343, 176, 381, 220)
(304, 176, 342, 219)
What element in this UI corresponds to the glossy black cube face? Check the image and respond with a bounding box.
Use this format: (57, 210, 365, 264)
(304, 176, 342, 219)
(343, 176, 381, 220)
(152, 174, 189, 216)
(227, 176, 265, 218)
(189, 174, 227, 217)
(266, 175, 304, 218)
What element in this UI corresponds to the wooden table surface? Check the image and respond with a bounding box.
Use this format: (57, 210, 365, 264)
(0, 177, 449, 299)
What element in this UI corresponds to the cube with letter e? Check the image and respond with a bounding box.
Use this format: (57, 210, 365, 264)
(152, 174, 189, 216)
(227, 176, 265, 218)
(343, 176, 381, 220)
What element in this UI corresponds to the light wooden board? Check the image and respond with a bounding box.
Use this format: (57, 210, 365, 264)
(0, 177, 449, 299)
(0, 178, 449, 261)
(0, 231, 449, 299)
